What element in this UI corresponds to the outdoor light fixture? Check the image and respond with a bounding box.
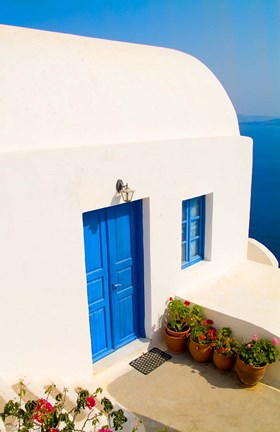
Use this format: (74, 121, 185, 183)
(116, 179, 135, 203)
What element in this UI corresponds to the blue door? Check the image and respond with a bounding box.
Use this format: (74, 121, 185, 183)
(83, 200, 144, 362)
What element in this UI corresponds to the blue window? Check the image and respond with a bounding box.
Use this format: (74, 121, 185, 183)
(181, 195, 205, 268)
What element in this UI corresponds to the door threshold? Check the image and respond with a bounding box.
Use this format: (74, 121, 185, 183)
(92, 338, 152, 377)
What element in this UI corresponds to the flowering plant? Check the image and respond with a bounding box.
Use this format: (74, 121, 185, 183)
(0, 381, 134, 432)
(190, 320, 217, 344)
(238, 335, 280, 367)
(166, 297, 202, 332)
(212, 327, 238, 357)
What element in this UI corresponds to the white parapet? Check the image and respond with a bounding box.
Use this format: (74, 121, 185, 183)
(247, 238, 279, 268)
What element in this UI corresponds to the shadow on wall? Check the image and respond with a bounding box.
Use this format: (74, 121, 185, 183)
(151, 304, 280, 389)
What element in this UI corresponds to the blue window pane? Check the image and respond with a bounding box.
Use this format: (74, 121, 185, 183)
(182, 195, 205, 268)
(182, 223, 186, 242)
(190, 220, 199, 239)
(190, 198, 200, 218)
(190, 239, 199, 259)
(182, 201, 187, 221)
(181, 244, 186, 262)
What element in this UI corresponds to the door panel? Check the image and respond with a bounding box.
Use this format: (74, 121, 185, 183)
(107, 203, 139, 349)
(83, 210, 113, 361)
(83, 201, 143, 362)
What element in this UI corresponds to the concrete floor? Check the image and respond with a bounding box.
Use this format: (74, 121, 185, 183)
(94, 340, 280, 432)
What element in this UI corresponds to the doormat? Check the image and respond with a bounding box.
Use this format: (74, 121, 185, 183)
(129, 347, 172, 375)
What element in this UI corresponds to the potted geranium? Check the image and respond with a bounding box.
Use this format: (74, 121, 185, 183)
(235, 335, 279, 386)
(189, 319, 216, 363)
(164, 297, 202, 353)
(212, 327, 238, 371)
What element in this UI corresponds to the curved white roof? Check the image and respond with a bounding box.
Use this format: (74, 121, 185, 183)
(0, 25, 239, 152)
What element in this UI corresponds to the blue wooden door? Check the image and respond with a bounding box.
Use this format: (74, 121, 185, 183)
(83, 201, 144, 362)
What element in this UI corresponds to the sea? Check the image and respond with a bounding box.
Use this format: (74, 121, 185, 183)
(238, 116, 280, 265)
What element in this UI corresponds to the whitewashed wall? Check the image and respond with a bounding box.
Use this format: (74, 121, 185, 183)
(0, 25, 253, 382)
(0, 24, 239, 153)
(0, 135, 252, 382)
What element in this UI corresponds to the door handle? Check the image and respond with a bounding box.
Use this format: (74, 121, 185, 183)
(112, 283, 122, 290)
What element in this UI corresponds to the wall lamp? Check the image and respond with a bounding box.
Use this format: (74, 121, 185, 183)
(116, 179, 135, 203)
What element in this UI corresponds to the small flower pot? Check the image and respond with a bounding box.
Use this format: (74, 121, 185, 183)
(235, 356, 267, 386)
(164, 327, 190, 353)
(189, 339, 213, 363)
(213, 350, 236, 371)
(166, 326, 190, 338)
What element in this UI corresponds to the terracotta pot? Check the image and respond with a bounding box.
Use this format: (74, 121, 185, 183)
(235, 356, 267, 386)
(166, 326, 190, 338)
(213, 350, 236, 371)
(164, 327, 190, 353)
(189, 339, 213, 363)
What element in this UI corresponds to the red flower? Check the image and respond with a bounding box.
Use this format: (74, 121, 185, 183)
(169, 297, 173, 301)
(208, 329, 216, 334)
(201, 320, 207, 326)
(184, 300, 191, 306)
(206, 319, 213, 325)
(48, 429, 59, 432)
(33, 399, 55, 423)
(86, 396, 96, 409)
(199, 335, 205, 341)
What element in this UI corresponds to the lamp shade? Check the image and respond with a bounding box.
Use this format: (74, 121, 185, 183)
(116, 179, 135, 202)
(121, 186, 134, 202)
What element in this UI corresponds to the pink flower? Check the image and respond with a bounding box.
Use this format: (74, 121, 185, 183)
(246, 344, 251, 348)
(86, 396, 96, 409)
(99, 429, 113, 432)
(184, 300, 191, 306)
(252, 335, 258, 342)
(169, 297, 173, 301)
(272, 338, 279, 346)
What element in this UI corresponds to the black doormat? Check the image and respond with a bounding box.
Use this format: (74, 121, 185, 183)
(129, 347, 172, 375)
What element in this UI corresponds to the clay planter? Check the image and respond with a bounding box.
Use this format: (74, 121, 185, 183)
(189, 339, 213, 363)
(164, 326, 190, 353)
(213, 350, 236, 371)
(235, 356, 267, 386)
(166, 326, 190, 338)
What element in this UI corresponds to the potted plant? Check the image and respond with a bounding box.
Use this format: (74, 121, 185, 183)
(189, 319, 216, 362)
(164, 297, 202, 353)
(212, 327, 238, 371)
(235, 335, 279, 386)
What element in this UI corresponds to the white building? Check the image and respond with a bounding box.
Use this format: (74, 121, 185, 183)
(0, 25, 279, 387)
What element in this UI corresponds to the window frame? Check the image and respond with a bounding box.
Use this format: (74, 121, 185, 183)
(181, 195, 205, 269)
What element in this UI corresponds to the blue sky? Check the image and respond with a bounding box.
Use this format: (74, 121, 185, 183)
(1, 0, 280, 117)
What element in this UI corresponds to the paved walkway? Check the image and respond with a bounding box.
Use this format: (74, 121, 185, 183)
(94, 340, 280, 432)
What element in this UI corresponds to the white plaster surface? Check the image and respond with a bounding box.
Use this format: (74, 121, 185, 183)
(248, 237, 279, 267)
(0, 136, 252, 382)
(0, 25, 239, 153)
(178, 260, 280, 338)
(0, 25, 259, 384)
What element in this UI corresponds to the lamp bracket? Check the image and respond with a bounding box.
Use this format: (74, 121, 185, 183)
(116, 179, 125, 193)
